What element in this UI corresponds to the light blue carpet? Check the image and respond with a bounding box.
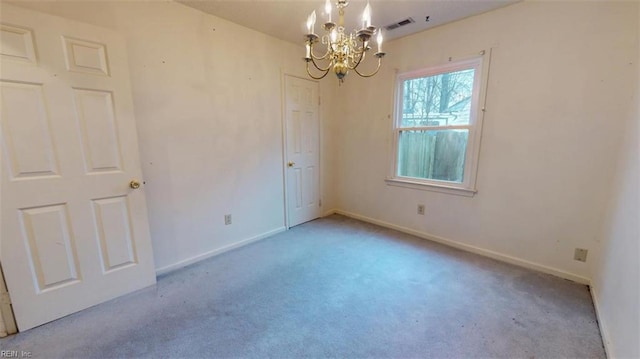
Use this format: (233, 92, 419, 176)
(0, 215, 605, 358)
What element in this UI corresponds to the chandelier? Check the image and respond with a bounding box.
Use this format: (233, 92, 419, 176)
(304, 0, 385, 83)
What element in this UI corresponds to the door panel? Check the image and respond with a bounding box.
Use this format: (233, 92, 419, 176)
(0, 24, 37, 64)
(1, 4, 156, 331)
(1, 81, 59, 179)
(92, 196, 138, 272)
(62, 37, 109, 76)
(20, 204, 80, 292)
(72, 89, 122, 173)
(285, 76, 320, 227)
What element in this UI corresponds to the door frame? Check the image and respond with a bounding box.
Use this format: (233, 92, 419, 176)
(0, 263, 17, 336)
(0, 80, 13, 334)
(280, 73, 322, 229)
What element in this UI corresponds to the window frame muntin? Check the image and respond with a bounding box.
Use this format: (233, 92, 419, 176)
(389, 55, 486, 195)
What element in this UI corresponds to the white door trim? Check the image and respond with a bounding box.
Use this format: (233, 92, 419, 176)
(280, 71, 289, 229)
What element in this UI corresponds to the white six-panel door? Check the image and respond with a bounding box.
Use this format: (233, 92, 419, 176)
(285, 75, 321, 227)
(0, 5, 156, 331)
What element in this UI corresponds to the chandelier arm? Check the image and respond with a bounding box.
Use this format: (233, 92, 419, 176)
(306, 61, 331, 80)
(310, 45, 331, 61)
(310, 55, 332, 72)
(347, 48, 366, 70)
(353, 57, 383, 78)
(351, 41, 367, 56)
(310, 34, 333, 60)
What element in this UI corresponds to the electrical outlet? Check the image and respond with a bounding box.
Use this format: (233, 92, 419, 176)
(224, 214, 232, 225)
(574, 248, 588, 262)
(417, 204, 425, 215)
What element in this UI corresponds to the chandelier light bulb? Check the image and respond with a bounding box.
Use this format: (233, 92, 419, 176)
(307, 10, 316, 34)
(377, 30, 383, 53)
(325, 0, 332, 22)
(362, 2, 371, 29)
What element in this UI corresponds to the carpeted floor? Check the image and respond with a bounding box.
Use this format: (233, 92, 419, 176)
(0, 215, 605, 358)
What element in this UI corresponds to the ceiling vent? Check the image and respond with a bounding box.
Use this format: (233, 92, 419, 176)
(384, 17, 415, 31)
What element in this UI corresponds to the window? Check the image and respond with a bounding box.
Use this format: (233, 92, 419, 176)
(387, 54, 488, 196)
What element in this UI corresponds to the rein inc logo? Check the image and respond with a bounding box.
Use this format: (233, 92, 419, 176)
(0, 351, 32, 358)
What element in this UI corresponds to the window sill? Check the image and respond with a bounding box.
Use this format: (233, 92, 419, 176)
(385, 178, 477, 197)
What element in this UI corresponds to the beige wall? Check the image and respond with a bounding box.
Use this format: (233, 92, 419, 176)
(591, 89, 639, 358)
(330, 0, 637, 282)
(591, 3, 640, 357)
(5, 0, 336, 272)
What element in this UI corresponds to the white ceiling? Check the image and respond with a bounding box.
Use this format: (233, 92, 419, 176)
(178, 0, 520, 45)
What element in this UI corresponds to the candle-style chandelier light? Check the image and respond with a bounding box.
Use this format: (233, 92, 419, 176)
(304, 0, 386, 83)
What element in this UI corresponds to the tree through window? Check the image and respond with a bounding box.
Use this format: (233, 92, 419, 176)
(391, 55, 487, 194)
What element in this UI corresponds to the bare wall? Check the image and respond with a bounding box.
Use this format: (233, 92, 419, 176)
(590, 2, 640, 357)
(330, 0, 637, 281)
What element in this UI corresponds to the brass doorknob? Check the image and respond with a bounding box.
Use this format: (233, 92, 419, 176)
(287, 161, 295, 167)
(129, 179, 141, 189)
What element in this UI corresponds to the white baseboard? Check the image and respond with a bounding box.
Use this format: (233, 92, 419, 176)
(155, 227, 286, 276)
(322, 208, 338, 217)
(590, 287, 612, 358)
(333, 209, 591, 285)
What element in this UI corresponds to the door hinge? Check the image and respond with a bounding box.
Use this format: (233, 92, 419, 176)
(318, 97, 321, 106)
(319, 199, 322, 207)
(0, 291, 11, 306)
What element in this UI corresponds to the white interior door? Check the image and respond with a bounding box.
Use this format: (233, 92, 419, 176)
(284, 75, 321, 227)
(0, 5, 156, 331)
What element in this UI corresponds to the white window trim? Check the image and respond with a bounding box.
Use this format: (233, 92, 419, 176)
(386, 50, 491, 197)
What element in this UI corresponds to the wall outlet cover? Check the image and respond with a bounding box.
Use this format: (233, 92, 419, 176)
(574, 248, 588, 262)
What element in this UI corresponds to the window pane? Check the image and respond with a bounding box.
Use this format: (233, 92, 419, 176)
(397, 129, 469, 183)
(401, 68, 475, 127)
